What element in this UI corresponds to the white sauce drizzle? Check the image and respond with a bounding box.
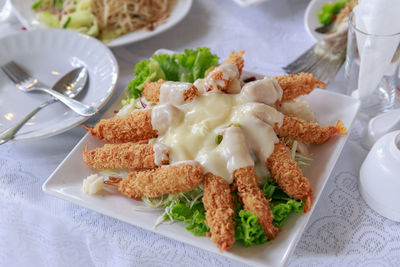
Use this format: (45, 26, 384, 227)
(279, 99, 315, 122)
(155, 91, 284, 183)
(151, 104, 184, 135)
(241, 77, 283, 106)
(218, 126, 254, 179)
(193, 78, 206, 94)
(204, 64, 239, 91)
(153, 143, 169, 166)
(159, 81, 193, 106)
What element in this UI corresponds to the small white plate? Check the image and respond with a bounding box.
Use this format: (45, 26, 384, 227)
(304, 0, 332, 41)
(10, 0, 193, 47)
(0, 29, 118, 141)
(43, 62, 360, 266)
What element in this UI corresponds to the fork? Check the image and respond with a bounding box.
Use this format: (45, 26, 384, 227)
(283, 22, 348, 85)
(1, 61, 95, 116)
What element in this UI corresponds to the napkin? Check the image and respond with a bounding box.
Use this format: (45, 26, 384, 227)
(354, 0, 400, 98)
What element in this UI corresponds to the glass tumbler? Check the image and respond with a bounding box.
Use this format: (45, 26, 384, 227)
(345, 12, 400, 117)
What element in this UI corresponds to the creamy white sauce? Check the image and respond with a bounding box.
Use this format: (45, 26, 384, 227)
(82, 174, 104, 195)
(204, 63, 239, 91)
(226, 78, 241, 94)
(159, 81, 193, 106)
(169, 160, 200, 167)
(151, 104, 184, 135)
(279, 99, 315, 122)
(241, 77, 283, 106)
(193, 78, 206, 94)
(155, 91, 283, 183)
(153, 143, 169, 166)
(218, 126, 254, 180)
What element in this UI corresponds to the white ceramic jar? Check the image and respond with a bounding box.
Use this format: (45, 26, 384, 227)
(359, 130, 400, 221)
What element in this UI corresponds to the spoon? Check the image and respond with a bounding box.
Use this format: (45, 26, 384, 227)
(0, 67, 89, 145)
(364, 108, 400, 149)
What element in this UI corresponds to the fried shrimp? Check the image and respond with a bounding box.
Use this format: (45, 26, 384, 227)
(266, 141, 313, 212)
(223, 50, 245, 75)
(82, 143, 169, 170)
(234, 166, 280, 240)
(106, 162, 203, 199)
(142, 79, 165, 102)
(203, 173, 235, 252)
(83, 109, 158, 143)
(142, 79, 200, 104)
(275, 73, 326, 102)
(275, 115, 347, 144)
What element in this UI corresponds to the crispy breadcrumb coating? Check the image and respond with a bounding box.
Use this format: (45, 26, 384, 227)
(82, 143, 168, 170)
(117, 163, 203, 198)
(83, 109, 158, 144)
(275, 115, 347, 144)
(142, 79, 165, 102)
(142, 79, 200, 104)
(203, 173, 235, 252)
(275, 73, 326, 102)
(223, 50, 245, 76)
(234, 166, 280, 240)
(266, 141, 313, 212)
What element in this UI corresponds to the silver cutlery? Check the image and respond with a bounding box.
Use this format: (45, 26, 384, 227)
(0, 66, 90, 145)
(1, 61, 96, 116)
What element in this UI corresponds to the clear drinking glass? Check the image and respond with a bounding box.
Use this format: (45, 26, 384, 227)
(345, 12, 400, 117)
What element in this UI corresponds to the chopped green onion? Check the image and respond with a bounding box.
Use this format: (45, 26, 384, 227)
(215, 134, 223, 145)
(63, 16, 71, 28)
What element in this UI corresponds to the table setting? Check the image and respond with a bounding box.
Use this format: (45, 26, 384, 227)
(1, 0, 400, 266)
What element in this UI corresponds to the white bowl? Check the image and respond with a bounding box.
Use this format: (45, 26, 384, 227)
(359, 130, 400, 221)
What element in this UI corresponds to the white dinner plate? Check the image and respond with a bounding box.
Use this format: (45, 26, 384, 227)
(10, 0, 193, 48)
(304, 0, 332, 41)
(0, 29, 118, 141)
(43, 51, 361, 266)
(232, 0, 270, 7)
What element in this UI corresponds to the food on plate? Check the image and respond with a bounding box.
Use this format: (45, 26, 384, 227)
(82, 173, 104, 194)
(315, 0, 358, 33)
(32, 0, 177, 42)
(81, 48, 347, 251)
(82, 143, 169, 170)
(203, 172, 236, 252)
(105, 161, 203, 198)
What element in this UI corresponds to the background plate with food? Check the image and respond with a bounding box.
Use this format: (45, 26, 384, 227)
(10, 0, 192, 47)
(43, 48, 360, 267)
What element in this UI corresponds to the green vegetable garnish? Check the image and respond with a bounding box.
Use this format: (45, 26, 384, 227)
(63, 16, 71, 28)
(32, 0, 43, 10)
(317, 0, 348, 25)
(127, 47, 219, 99)
(235, 210, 268, 247)
(215, 134, 223, 145)
(55, 0, 63, 10)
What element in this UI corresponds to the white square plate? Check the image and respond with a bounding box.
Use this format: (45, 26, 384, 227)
(43, 69, 360, 267)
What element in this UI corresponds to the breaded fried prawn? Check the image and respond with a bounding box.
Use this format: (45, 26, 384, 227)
(234, 166, 280, 240)
(275, 73, 326, 102)
(223, 50, 245, 75)
(203, 173, 235, 252)
(107, 162, 203, 199)
(83, 109, 158, 143)
(266, 141, 313, 212)
(142, 79, 200, 104)
(275, 115, 347, 144)
(142, 79, 165, 102)
(82, 143, 169, 170)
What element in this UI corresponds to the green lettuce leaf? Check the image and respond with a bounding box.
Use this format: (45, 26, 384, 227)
(127, 47, 219, 99)
(164, 202, 209, 236)
(235, 210, 268, 247)
(317, 0, 347, 25)
(263, 179, 304, 227)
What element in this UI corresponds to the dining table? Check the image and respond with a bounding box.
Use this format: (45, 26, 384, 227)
(1, 0, 399, 266)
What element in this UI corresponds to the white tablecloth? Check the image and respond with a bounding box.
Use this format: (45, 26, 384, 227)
(1, 0, 400, 266)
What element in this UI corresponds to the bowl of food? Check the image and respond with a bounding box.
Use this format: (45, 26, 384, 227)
(43, 48, 360, 267)
(10, 0, 192, 47)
